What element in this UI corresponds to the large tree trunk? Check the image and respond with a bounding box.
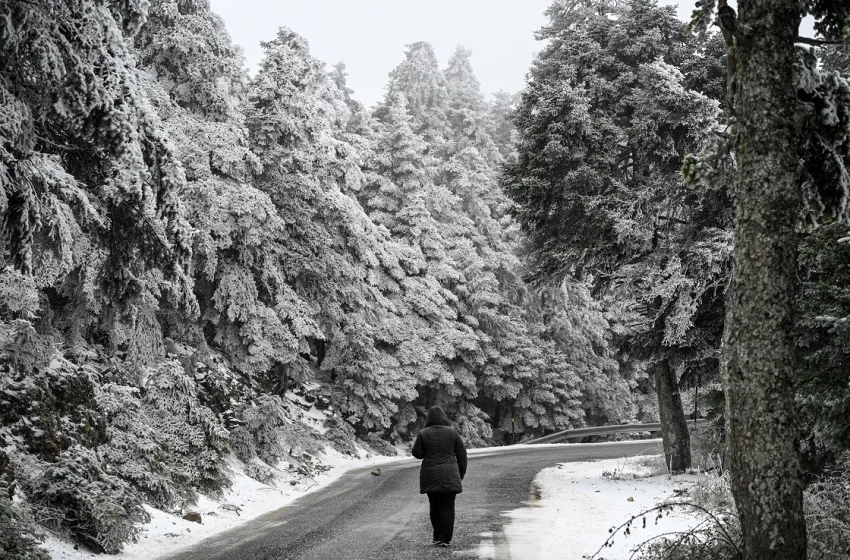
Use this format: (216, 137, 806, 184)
(723, 1, 807, 557)
(654, 359, 691, 472)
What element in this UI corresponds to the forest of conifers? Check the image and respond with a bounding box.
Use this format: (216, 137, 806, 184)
(1, 0, 849, 558)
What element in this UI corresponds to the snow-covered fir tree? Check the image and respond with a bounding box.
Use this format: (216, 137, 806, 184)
(502, 0, 730, 470)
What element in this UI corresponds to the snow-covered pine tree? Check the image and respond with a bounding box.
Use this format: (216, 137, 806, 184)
(503, 0, 729, 469)
(486, 91, 519, 163)
(360, 91, 484, 431)
(539, 283, 632, 425)
(98, 360, 230, 510)
(0, 1, 215, 553)
(134, 0, 310, 382)
(244, 29, 371, 386)
(386, 41, 451, 150)
(0, 0, 197, 355)
(244, 29, 440, 432)
(441, 47, 582, 435)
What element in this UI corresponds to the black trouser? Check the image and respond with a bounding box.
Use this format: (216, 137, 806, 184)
(427, 492, 456, 543)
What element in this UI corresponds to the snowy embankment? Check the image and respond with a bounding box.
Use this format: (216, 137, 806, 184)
(42, 448, 403, 560)
(41, 381, 407, 560)
(497, 455, 700, 560)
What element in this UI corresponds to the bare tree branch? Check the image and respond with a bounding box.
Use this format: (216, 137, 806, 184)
(795, 36, 845, 46)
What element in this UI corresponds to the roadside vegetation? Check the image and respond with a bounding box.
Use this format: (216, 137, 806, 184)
(2, 0, 850, 557)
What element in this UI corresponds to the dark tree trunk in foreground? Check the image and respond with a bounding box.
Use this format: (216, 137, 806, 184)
(654, 359, 691, 472)
(722, 1, 807, 557)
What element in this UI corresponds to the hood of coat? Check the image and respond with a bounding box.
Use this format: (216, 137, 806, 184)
(425, 406, 451, 427)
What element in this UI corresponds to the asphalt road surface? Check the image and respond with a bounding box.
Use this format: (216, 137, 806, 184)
(165, 440, 662, 560)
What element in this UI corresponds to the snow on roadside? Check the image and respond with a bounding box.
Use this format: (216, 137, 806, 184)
(41, 448, 405, 560)
(495, 455, 700, 560)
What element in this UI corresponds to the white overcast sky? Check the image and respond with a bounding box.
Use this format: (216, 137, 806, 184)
(208, 1, 814, 107)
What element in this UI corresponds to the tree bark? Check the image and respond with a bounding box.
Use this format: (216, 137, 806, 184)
(654, 359, 691, 472)
(723, 1, 807, 557)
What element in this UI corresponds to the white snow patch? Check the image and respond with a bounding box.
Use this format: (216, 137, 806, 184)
(284, 389, 331, 434)
(493, 455, 700, 560)
(42, 449, 405, 560)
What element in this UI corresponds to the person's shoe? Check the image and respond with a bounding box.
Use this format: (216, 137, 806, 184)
(432, 541, 442, 546)
(438, 542, 451, 547)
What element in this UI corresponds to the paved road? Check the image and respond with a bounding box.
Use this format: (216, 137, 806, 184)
(165, 440, 662, 560)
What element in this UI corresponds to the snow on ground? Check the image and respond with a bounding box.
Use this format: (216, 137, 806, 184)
(492, 454, 700, 560)
(42, 448, 404, 560)
(41, 438, 700, 560)
(285, 384, 331, 434)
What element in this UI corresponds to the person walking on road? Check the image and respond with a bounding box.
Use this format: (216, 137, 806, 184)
(411, 406, 468, 548)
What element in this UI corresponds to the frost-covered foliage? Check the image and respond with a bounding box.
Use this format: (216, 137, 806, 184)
(804, 453, 850, 560)
(0, 331, 140, 553)
(503, 0, 731, 434)
(0, 335, 105, 462)
(683, 29, 850, 228)
(797, 224, 850, 462)
(0, 0, 648, 552)
(98, 360, 230, 509)
(0, 503, 49, 560)
(21, 446, 149, 554)
(0, 0, 196, 338)
(233, 395, 324, 467)
(794, 47, 850, 227)
(0, 453, 49, 560)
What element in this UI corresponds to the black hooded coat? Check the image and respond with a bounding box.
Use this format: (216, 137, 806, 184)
(411, 407, 468, 494)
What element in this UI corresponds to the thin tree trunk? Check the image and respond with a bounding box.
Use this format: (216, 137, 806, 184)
(723, 1, 807, 556)
(654, 359, 691, 472)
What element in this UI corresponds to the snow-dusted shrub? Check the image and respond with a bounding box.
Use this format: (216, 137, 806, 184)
(805, 453, 850, 560)
(450, 402, 493, 448)
(229, 426, 276, 484)
(688, 417, 726, 471)
(6, 322, 54, 379)
(637, 522, 740, 560)
(636, 454, 850, 560)
(323, 416, 359, 457)
(0, 452, 49, 560)
(229, 425, 257, 467)
(98, 360, 230, 509)
(22, 446, 148, 554)
(0, 497, 49, 560)
(0, 339, 106, 461)
(691, 471, 736, 517)
(0, 272, 40, 319)
(235, 395, 324, 477)
(630, 466, 741, 560)
(362, 432, 397, 457)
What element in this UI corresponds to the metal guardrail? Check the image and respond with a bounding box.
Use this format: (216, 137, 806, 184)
(523, 419, 708, 445)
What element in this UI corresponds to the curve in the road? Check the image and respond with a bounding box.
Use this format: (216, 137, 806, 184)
(164, 440, 662, 560)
